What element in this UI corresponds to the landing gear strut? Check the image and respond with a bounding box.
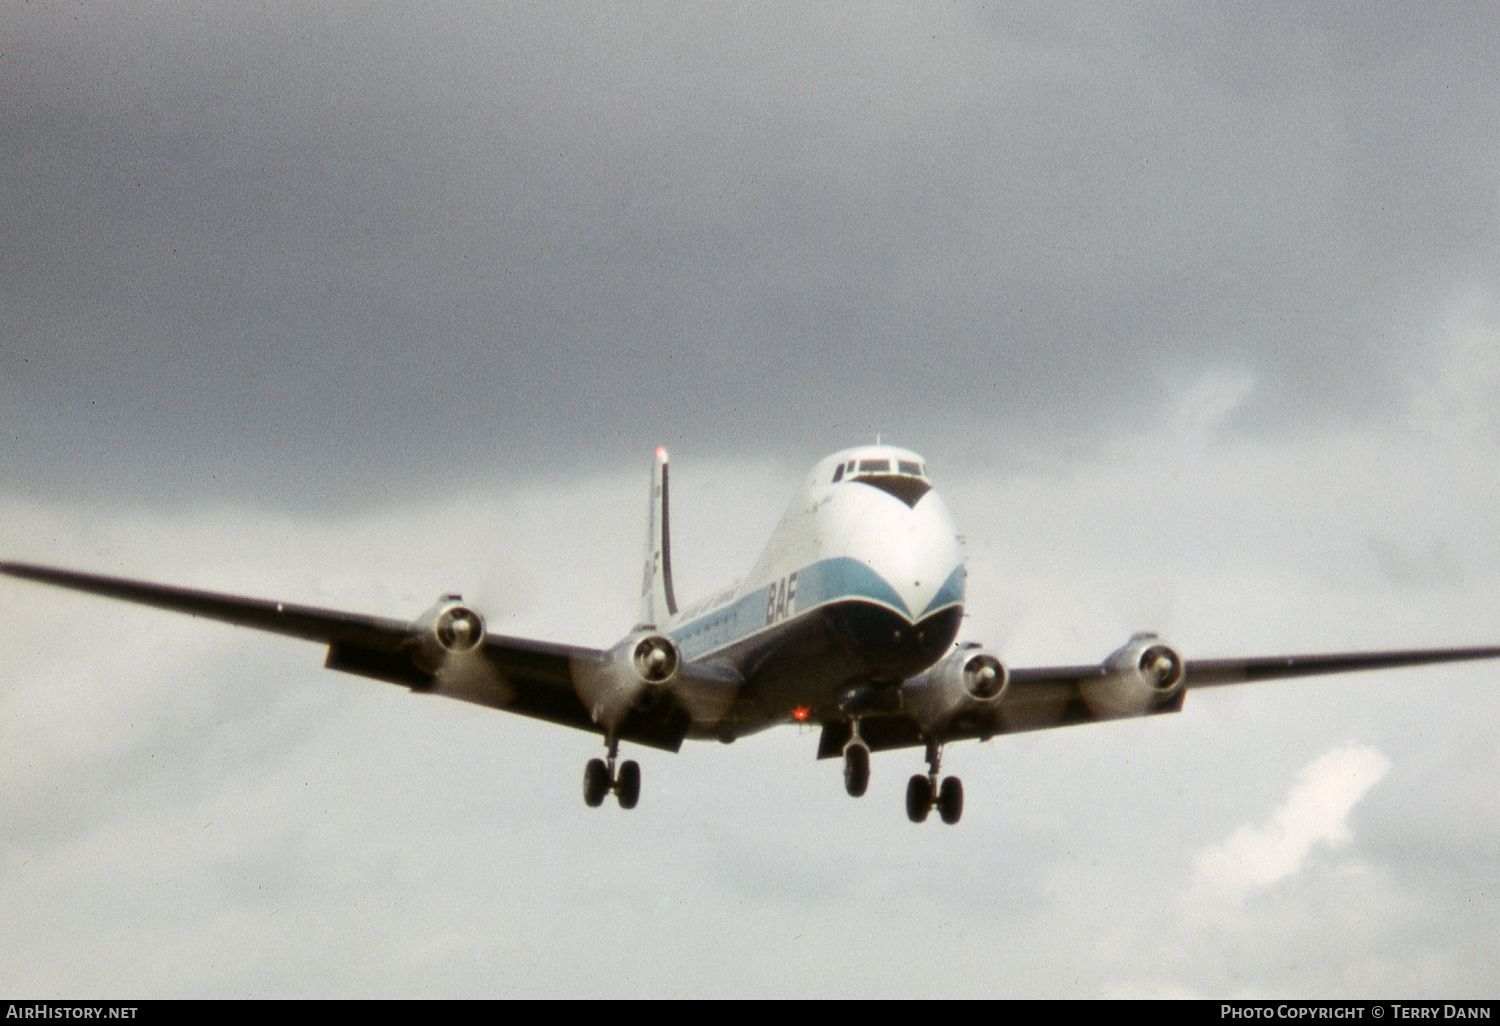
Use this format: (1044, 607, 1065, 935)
(583, 736, 640, 809)
(907, 740, 962, 824)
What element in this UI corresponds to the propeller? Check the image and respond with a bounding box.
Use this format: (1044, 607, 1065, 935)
(633, 635, 678, 682)
(963, 653, 1006, 699)
(435, 606, 484, 652)
(1140, 644, 1183, 689)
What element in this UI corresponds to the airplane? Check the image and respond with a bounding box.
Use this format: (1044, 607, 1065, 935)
(5, 443, 1500, 824)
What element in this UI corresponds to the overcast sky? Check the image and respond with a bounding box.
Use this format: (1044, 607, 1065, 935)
(4, 2, 1500, 998)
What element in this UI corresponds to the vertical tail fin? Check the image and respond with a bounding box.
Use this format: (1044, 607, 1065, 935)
(640, 447, 678, 628)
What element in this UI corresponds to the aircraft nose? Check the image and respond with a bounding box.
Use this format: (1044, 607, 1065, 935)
(845, 487, 964, 621)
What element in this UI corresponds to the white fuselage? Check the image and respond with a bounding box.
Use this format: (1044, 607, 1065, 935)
(661, 445, 966, 739)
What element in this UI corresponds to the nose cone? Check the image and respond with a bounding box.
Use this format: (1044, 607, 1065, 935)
(841, 486, 965, 622)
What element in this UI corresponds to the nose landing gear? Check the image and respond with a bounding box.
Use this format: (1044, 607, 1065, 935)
(840, 715, 872, 798)
(843, 739, 870, 797)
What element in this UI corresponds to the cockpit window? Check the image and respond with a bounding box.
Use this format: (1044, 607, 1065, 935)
(834, 455, 930, 500)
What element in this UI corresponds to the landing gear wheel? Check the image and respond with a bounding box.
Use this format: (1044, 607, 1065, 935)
(583, 758, 610, 807)
(938, 776, 964, 825)
(616, 760, 641, 809)
(906, 774, 932, 822)
(844, 743, 870, 798)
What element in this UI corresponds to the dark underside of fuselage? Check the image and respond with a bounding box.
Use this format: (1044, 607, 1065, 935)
(688, 599, 963, 740)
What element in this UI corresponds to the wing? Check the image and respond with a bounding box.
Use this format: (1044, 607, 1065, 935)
(0, 560, 683, 751)
(818, 643, 1500, 757)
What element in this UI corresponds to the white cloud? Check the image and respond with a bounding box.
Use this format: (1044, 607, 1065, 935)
(1188, 745, 1391, 911)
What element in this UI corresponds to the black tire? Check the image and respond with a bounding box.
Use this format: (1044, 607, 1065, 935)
(906, 774, 932, 823)
(583, 758, 610, 807)
(938, 776, 964, 824)
(844, 743, 870, 798)
(616, 760, 641, 809)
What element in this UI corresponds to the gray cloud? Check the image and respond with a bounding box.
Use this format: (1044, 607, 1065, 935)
(6, 4, 1500, 509)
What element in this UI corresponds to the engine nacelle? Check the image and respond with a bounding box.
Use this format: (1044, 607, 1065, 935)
(901, 642, 1009, 734)
(571, 629, 739, 735)
(411, 594, 487, 673)
(572, 629, 683, 732)
(1079, 632, 1185, 718)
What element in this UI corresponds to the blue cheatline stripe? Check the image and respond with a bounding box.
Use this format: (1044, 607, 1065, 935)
(793, 557, 911, 617)
(670, 556, 966, 662)
(919, 563, 967, 619)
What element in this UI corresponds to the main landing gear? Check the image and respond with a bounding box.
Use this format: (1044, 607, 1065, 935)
(583, 736, 640, 809)
(906, 740, 962, 824)
(841, 728, 963, 824)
